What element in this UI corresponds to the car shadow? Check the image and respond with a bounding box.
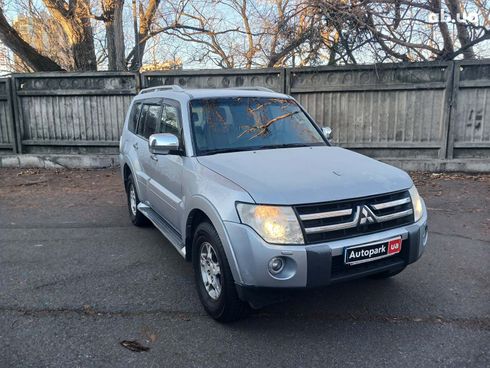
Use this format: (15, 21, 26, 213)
(229, 275, 415, 328)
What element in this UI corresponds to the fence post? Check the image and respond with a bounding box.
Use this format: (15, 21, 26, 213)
(0, 78, 17, 154)
(439, 62, 456, 160)
(285, 68, 292, 95)
(137, 71, 145, 90)
(445, 61, 461, 160)
(5, 78, 18, 153)
(10, 76, 24, 154)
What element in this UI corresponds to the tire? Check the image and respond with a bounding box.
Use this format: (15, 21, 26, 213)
(369, 266, 406, 279)
(192, 222, 250, 322)
(126, 175, 150, 227)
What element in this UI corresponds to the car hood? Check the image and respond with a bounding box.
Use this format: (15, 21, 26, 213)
(197, 146, 413, 205)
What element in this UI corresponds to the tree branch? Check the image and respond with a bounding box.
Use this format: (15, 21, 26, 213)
(0, 8, 63, 71)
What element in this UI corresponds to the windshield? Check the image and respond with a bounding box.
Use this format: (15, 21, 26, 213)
(189, 97, 326, 155)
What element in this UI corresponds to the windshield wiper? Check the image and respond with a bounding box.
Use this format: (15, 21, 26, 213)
(201, 143, 316, 156)
(200, 147, 260, 156)
(261, 143, 312, 150)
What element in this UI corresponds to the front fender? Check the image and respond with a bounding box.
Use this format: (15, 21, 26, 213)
(184, 195, 243, 284)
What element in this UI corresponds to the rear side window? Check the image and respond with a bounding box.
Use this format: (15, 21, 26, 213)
(128, 102, 142, 133)
(136, 104, 162, 139)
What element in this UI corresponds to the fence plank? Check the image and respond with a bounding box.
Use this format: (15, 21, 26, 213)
(0, 78, 17, 153)
(449, 60, 490, 158)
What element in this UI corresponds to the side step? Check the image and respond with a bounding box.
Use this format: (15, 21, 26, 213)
(137, 203, 186, 258)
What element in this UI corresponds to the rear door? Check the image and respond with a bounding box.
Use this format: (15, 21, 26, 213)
(133, 99, 162, 203)
(122, 100, 142, 177)
(146, 99, 184, 232)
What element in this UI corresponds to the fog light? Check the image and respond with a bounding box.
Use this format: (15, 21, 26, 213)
(269, 257, 285, 275)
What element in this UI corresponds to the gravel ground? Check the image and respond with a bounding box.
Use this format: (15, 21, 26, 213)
(0, 168, 488, 367)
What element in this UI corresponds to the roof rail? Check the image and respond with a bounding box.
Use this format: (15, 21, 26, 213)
(139, 85, 185, 94)
(232, 86, 276, 93)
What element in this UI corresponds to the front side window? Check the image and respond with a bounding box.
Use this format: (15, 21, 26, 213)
(158, 104, 182, 137)
(189, 97, 326, 155)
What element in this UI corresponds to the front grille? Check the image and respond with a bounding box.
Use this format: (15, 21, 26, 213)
(295, 190, 414, 244)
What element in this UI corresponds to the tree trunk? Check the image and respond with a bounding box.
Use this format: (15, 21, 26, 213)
(43, 0, 97, 71)
(444, 0, 475, 59)
(0, 8, 63, 71)
(129, 0, 161, 70)
(104, 0, 126, 71)
(69, 0, 97, 70)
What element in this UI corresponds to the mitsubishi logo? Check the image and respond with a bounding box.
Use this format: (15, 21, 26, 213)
(358, 205, 376, 225)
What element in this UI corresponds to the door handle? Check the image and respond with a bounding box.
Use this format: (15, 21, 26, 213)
(133, 143, 138, 150)
(150, 154, 158, 161)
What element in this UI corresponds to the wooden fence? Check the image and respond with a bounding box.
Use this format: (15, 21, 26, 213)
(9, 73, 138, 154)
(0, 61, 488, 162)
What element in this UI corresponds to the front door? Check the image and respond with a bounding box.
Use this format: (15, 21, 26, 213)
(146, 99, 184, 232)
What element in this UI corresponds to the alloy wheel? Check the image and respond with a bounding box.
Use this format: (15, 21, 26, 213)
(199, 241, 222, 300)
(129, 184, 137, 216)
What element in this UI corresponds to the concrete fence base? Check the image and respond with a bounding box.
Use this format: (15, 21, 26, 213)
(0, 154, 488, 172)
(0, 154, 119, 169)
(381, 158, 489, 173)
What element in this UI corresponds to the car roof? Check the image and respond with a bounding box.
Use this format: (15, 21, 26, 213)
(133, 86, 291, 102)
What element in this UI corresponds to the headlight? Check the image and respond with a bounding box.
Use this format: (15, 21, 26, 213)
(409, 185, 424, 222)
(236, 203, 304, 244)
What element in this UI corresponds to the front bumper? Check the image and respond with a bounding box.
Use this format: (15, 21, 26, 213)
(223, 204, 428, 290)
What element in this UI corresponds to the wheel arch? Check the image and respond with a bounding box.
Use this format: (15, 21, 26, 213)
(185, 209, 210, 261)
(184, 196, 243, 284)
(123, 163, 132, 191)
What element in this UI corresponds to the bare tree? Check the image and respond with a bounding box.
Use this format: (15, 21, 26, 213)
(265, 1, 320, 67)
(161, 0, 325, 68)
(127, 0, 161, 70)
(443, 0, 476, 58)
(42, 0, 97, 70)
(310, 0, 489, 62)
(0, 7, 63, 71)
(101, 0, 126, 70)
(166, 1, 237, 68)
(1, 0, 489, 72)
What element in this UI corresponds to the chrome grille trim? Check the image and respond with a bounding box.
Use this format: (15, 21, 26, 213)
(304, 209, 360, 234)
(373, 208, 413, 222)
(371, 197, 411, 210)
(299, 208, 352, 221)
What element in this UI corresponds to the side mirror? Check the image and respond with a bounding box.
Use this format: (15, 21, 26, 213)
(148, 133, 179, 155)
(322, 126, 332, 140)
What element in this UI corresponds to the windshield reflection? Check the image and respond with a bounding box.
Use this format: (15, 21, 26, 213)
(190, 97, 326, 155)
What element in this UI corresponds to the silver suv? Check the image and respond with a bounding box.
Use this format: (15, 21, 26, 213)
(119, 85, 428, 321)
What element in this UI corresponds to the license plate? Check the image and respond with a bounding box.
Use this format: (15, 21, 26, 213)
(344, 237, 402, 265)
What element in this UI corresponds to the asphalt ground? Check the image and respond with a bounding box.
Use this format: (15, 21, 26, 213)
(0, 168, 489, 368)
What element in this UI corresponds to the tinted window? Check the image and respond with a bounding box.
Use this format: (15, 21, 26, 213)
(128, 102, 141, 133)
(136, 104, 162, 139)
